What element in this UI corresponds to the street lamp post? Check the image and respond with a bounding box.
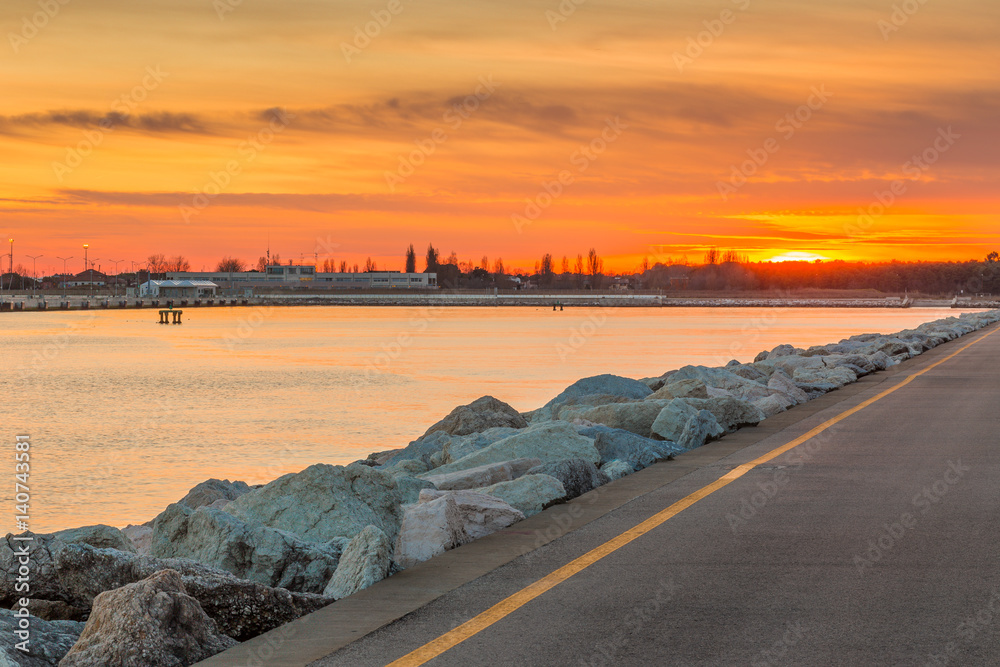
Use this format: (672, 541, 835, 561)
(109, 259, 124, 297)
(83, 244, 89, 297)
(7, 238, 12, 293)
(56, 256, 73, 296)
(26, 255, 42, 298)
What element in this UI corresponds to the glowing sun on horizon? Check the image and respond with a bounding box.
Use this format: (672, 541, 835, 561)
(766, 251, 831, 263)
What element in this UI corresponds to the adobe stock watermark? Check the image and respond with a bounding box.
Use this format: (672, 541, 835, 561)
(384, 75, 499, 192)
(52, 66, 170, 183)
(878, 0, 932, 41)
(846, 126, 959, 238)
(222, 305, 276, 351)
(179, 108, 295, 223)
(583, 577, 680, 667)
(672, 0, 751, 72)
(853, 459, 968, 575)
(12, 434, 33, 655)
(924, 587, 1000, 666)
(512, 116, 628, 232)
(556, 309, 608, 362)
(340, 0, 413, 63)
(545, 0, 587, 30)
(213, 0, 244, 21)
(716, 85, 832, 201)
(8, 0, 71, 54)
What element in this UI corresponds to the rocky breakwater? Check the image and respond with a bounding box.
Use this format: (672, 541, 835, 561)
(3, 310, 998, 665)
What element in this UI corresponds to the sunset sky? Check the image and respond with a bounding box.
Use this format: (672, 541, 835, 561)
(2, 0, 998, 275)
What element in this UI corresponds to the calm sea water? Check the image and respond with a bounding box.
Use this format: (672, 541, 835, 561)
(0, 305, 975, 532)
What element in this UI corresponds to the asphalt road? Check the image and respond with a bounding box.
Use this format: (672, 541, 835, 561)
(313, 325, 1000, 667)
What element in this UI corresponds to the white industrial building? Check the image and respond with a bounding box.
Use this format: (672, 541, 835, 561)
(167, 266, 437, 289)
(140, 279, 219, 298)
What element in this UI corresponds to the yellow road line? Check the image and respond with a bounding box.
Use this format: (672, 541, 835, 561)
(387, 324, 999, 667)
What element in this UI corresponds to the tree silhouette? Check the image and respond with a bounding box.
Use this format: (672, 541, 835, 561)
(425, 244, 439, 272)
(405, 244, 417, 273)
(216, 256, 247, 272)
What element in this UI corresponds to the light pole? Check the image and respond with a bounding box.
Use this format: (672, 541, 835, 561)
(83, 244, 89, 297)
(56, 256, 73, 296)
(90, 258, 100, 298)
(26, 254, 42, 298)
(7, 238, 12, 293)
(109, 259, 124, 297)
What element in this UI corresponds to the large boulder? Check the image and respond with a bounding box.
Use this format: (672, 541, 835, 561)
(752, 393, 794, 417)
(578, 425, 681, 470)
(0, 532, 330, 641)
(476, 474, 567, 517)
(666, 366, 770, 403)
(422, 396, 528, 438)
(150, 504, 345, 594)
(177, 478, 252, 510)
(647, 378, 709, 401)
(683, 397, 767, 433)
(650, 399, 698, 442)
(533, 375, 653, 421)
(767, 370, 810, 405)
(426, 427, 523, 467)
(323, 525, 393, 600)
(395, 491, 524, 568)
(224, 463, 404, 544)
(651, 400, 724, 450)
(525, 459, 610, 500)
(0, 609, 83, 666)
(60, 569, 237, 667)
(421, 458, 541, 491)
(600, 460, 634, 481)
(792, 365, 858, 393)
(572, 400, 669, 438)
(429, 423, 600, 476)
(52, 525, 135, 554)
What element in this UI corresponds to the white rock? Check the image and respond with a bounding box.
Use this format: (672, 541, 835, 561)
(429, 423, 600, 476)
(323, 525, 393, 600)
(394, 491, 524, 568)
(475, 474, 567, 517)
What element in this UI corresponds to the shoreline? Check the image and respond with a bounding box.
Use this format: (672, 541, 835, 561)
(4, 309, 1000, 665)
(0, 293, 996, 311)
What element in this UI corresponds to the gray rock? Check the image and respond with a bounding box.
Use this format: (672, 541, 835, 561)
(475, 474, 567, 517)
(381, 431, 452, 468)
(766, 343, 803, 358)
(792, 365, 857, 393)
(0, 532, 330, 642)
(541, 374, 653, 411)
(323, 525, 393, 600)
(573, 400, 669, 437)
(422, 395, 528, 438)
(151, 504, 344, 594)
(647, 378, 709, 401)
(60, 569, 237, 667)
(52, 525, 135, 554)
(600, 460, 634, 481)
(525, 459, 610, 500)
(752, 393, 793, 417)
(421, 458, 541, 491)
(426, 427, 522, 467)
(429, 422, 600, 476)
(650, 399, 698, 442)
(391, 475, 437, 505)
(677, 410, 726, 450)
(578, 425, 681, 470)
(683, 397, 767, 433)
(178, 478, 252, 510)
(395, 491, 524, 568)
(0, 609, 83, 666)
(224, 463, 404, 545)
(666, 365, 771, 403)
(767, 370, 810, 405)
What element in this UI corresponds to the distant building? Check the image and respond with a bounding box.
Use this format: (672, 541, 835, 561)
(66, 269, 107, 287)
(166, 265, 437, 289)
(140, 280, 218, 299)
